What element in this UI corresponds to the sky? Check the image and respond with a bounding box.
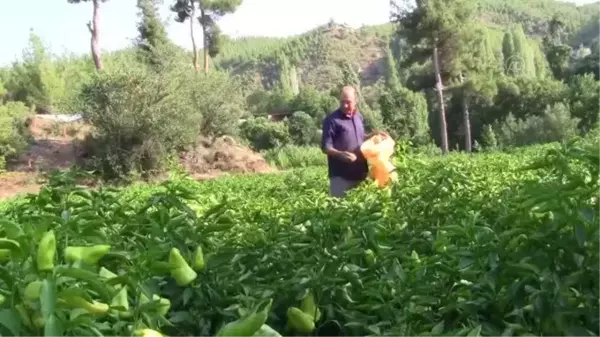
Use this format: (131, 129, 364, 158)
(0, 0, 597, 66)
(0, 0, 391, 66)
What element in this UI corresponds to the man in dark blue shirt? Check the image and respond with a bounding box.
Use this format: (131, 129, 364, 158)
(321, 86, 384, 197)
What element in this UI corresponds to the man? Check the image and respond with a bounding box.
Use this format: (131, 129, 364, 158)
(321, 86, 385, 197)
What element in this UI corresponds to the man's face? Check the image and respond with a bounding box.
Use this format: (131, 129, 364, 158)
(340, 93, 357, 116)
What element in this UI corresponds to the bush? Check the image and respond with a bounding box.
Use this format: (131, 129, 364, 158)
(495, 103, 581, 148)
(77, 67, 199, 179)
(188, 71, 245, 138)
(481, 124, 498, 150)
(0, 102, 32, 171)
(289, 86, 337, 125)
(240, 117, 290, 151)
(379, 85, 430, 146)
(286, 111, 317, 146)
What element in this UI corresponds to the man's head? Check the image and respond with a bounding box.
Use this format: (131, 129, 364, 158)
(339, 86, 358, 116)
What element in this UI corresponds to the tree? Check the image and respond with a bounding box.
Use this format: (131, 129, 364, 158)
(511, 24, 536, 77)
(287, 111, 317, 146)
(67, 0, 108, 71)
(452, 26, 501, 152)
(542, 17, 572, 80)
(379, 85, 430, 145)
(289, 86, 335, 125)
(384, 40, 401, 90)
(276, 52, 294, 98)
(502, 31, 516, 75)
(392, 0, 477, 153)
(171, 0, 241, 73)
(340, 61, 382, 132)
(6, 31, 66, 112)
(0, 78, 5, 103)
(137, 0, 170, 66)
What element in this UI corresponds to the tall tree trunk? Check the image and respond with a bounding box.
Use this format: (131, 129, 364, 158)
(190, 5, 199, 72)
(202, 26, 209, 73)
(88, 0, 103, 71)
(459, 73, 472, 152)
(200, 9, 209, 74)
(433, 44, 449, 153)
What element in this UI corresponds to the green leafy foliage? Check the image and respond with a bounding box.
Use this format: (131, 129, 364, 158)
(0, 137, 598, 336)
(286, 111, 318, 146)
(75, 65, 199, 179)
(0, 102, 32, 171)
(379, 85, 430, 145)
(240, 117, 291, 151)
(493, 103, 580, 148)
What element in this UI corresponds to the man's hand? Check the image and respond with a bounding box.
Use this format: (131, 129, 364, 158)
(337, 151, 357, 163)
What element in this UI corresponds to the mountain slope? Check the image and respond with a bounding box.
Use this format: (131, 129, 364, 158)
(212, 0, 598, 91)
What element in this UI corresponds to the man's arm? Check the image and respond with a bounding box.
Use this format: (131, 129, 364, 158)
(321, 117, 339, 156)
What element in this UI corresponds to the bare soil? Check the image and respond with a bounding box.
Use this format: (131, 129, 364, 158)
(0, 116, 275, 200)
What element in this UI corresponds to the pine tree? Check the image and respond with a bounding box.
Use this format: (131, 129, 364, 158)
(137, 0, 170, 67)
(384, 40, 401, 91)
(392, 0, 477, 153)
(502, 31, 515, 75)
(171, 0, 241, 73)
(511, 24, 536, 77)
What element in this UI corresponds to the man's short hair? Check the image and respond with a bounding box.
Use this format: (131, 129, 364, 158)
(340, 85, 358, 101)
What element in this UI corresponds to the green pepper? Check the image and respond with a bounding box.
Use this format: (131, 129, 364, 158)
(168, 248, 197, 286)
(99, 266, 118, 279)
(140, 292, 150, 304)
(252, 324, 282, 337)
(300, 291, 321, 322)
(64, 245, 111, 265)
(133, 328, 164, 337)
(110, 286, 131, 318)
(0, 293, 5, 305)
(287, 307, 315, 333)
(36, 230, 56, 272)
(154, 295, 171, 316)
(193, 246, 205, 271)
(99, 267, 122, 290)
(139, 293, 170, 316)
(216, 299, 272, 336)
(24, 280, 43, 301)
(61, 295, 109, 315)
(364, 249, 376, 267)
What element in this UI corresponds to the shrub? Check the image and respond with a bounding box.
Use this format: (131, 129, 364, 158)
(0, 102, 32, 171)
(495, 103, 580, 148)
(263, 145, 325, 169)
(240, 117, 290, 151)
(187, 71, 245, 138)
(77, 67, 198, 179)
(286, 111, 318, 146)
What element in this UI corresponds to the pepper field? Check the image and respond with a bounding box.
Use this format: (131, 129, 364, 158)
(0, 136, 598, 336)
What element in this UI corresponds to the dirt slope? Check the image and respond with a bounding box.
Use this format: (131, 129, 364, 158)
(0, 116, 274, 200)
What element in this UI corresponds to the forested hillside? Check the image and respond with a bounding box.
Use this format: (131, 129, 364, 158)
(211, 0, 599, 91)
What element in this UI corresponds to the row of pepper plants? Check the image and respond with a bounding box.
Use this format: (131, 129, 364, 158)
(0, 136, 598, 336)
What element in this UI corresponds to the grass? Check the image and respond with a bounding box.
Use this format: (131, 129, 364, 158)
(262, 145, 326, 169)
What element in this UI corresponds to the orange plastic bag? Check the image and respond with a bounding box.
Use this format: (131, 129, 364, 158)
(360, 134, 398, 188)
